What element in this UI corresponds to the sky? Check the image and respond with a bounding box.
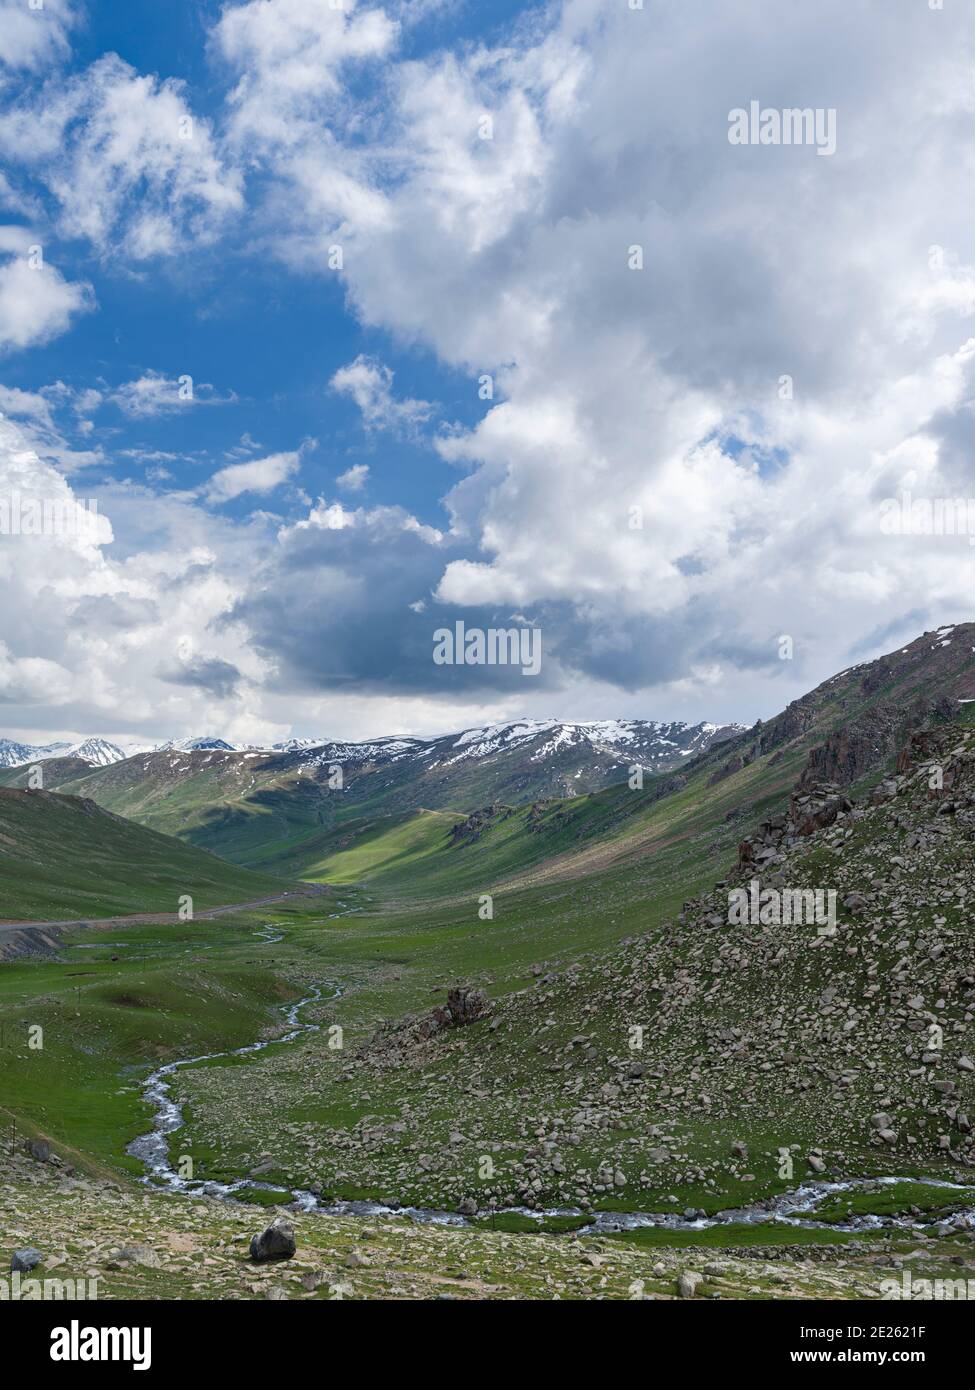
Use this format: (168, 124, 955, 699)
(1, 0, 975, 747)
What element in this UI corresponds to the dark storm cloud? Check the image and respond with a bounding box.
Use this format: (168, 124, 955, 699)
(158, 655, 242, 699)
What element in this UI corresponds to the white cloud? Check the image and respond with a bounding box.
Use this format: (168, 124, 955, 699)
(109, 371, 231, 418)
(0, 54, 243, 259)
(0, 640, 74, 703)
(209, 0, 975, 718)
(336, 462, 369, 492)
(0, 410, 291, 740)
(0, 225, 92, 352)
(0, 0, 77, 72)
(7, 0, 975, 738)
(206, 450, 301, 503)
(215, 0, 399, 149)
(330, 355, 432, 433)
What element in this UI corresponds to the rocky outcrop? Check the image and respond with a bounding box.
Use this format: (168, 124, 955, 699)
(708, 754, 743, 786)
(738, 782, 855, 869)
(448, 804, 514, 847)
(756, 701, 816, 756)
(797, 704, 903, 789)
(418, 986, 492, 1039)
(798, 697, 954, 791)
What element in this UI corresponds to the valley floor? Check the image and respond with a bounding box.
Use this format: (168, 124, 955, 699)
(4, 1133, 968, 1301)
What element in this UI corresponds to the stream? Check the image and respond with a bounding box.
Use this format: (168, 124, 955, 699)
(127, 932, 975, 1237)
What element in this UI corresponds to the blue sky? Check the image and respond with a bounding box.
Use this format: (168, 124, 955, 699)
(1, 0, 974, 746)
(3, 1, 499, 531)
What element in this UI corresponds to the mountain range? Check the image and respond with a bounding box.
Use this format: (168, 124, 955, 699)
(0, 718, 741, 771)
(0, 718, 743, 870)
(3, 625, 974, 887)
(0, 736, 127, 768)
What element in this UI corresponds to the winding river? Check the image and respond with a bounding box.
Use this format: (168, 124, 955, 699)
(126, 930, 975, 1236)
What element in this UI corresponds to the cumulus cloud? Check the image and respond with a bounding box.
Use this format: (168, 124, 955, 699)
(7, 0, 975, 739)
(205, 0, 975, 719)
(330, 355, 433, 434)
(0, 226, 92, 353)
(0, 0, 77, 73)
(205, 450, 301, 503)
(0, 54, 243, 259)
(0, 411, 287, 743)
(336, 463, 369, 492)
(214, 0, 399, 148)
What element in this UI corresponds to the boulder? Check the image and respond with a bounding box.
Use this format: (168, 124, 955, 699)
(11, 1248, 43, 1273)
(106, 1245, 160, 1270)
(249, 1218, 297, 1264)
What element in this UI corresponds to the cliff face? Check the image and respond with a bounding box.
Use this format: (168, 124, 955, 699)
(797, 695, 958, 791)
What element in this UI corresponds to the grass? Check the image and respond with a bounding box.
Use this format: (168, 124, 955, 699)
(808, 1181, 975, 1224)
(300, 808, 465, 884)
(608, 1222, 870, 1249)
(0, 912, 308, 1171)
(472, 1213, 592, 1235)
(0, 788, 283, 922)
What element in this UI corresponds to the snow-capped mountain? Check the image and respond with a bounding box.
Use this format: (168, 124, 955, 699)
(0, 738, 59, 768)
(67, 738, 127, 766)
(0, 716, 748, 859)
(155, 719, 742, 766)
(431, 718, 740, 768)
(253, 719, 746, 802)
(154, 737, 240, 752)
(0, 736, 124, 768)
(1, 720, 742, 778)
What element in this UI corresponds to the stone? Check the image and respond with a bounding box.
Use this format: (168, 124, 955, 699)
(249, 1218, 296, 1263)
(106, 1245, 160, 1270)
(11, 1247, 43, 1273)
(677, 1270, 703, 1297)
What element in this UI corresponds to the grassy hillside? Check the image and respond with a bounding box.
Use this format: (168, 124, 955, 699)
(0, 723, 729, 865)
(0, 789, 284, 922)
(208, 624, 975, 906)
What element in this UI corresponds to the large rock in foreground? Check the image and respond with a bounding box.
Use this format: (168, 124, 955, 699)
(249, 1218, 297, 1263)
(11, 1247, 43, 1273)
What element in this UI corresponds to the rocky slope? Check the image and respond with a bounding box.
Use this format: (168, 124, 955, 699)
(1, 1128, 961, 1301)
(167, 709, 975, 1218)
